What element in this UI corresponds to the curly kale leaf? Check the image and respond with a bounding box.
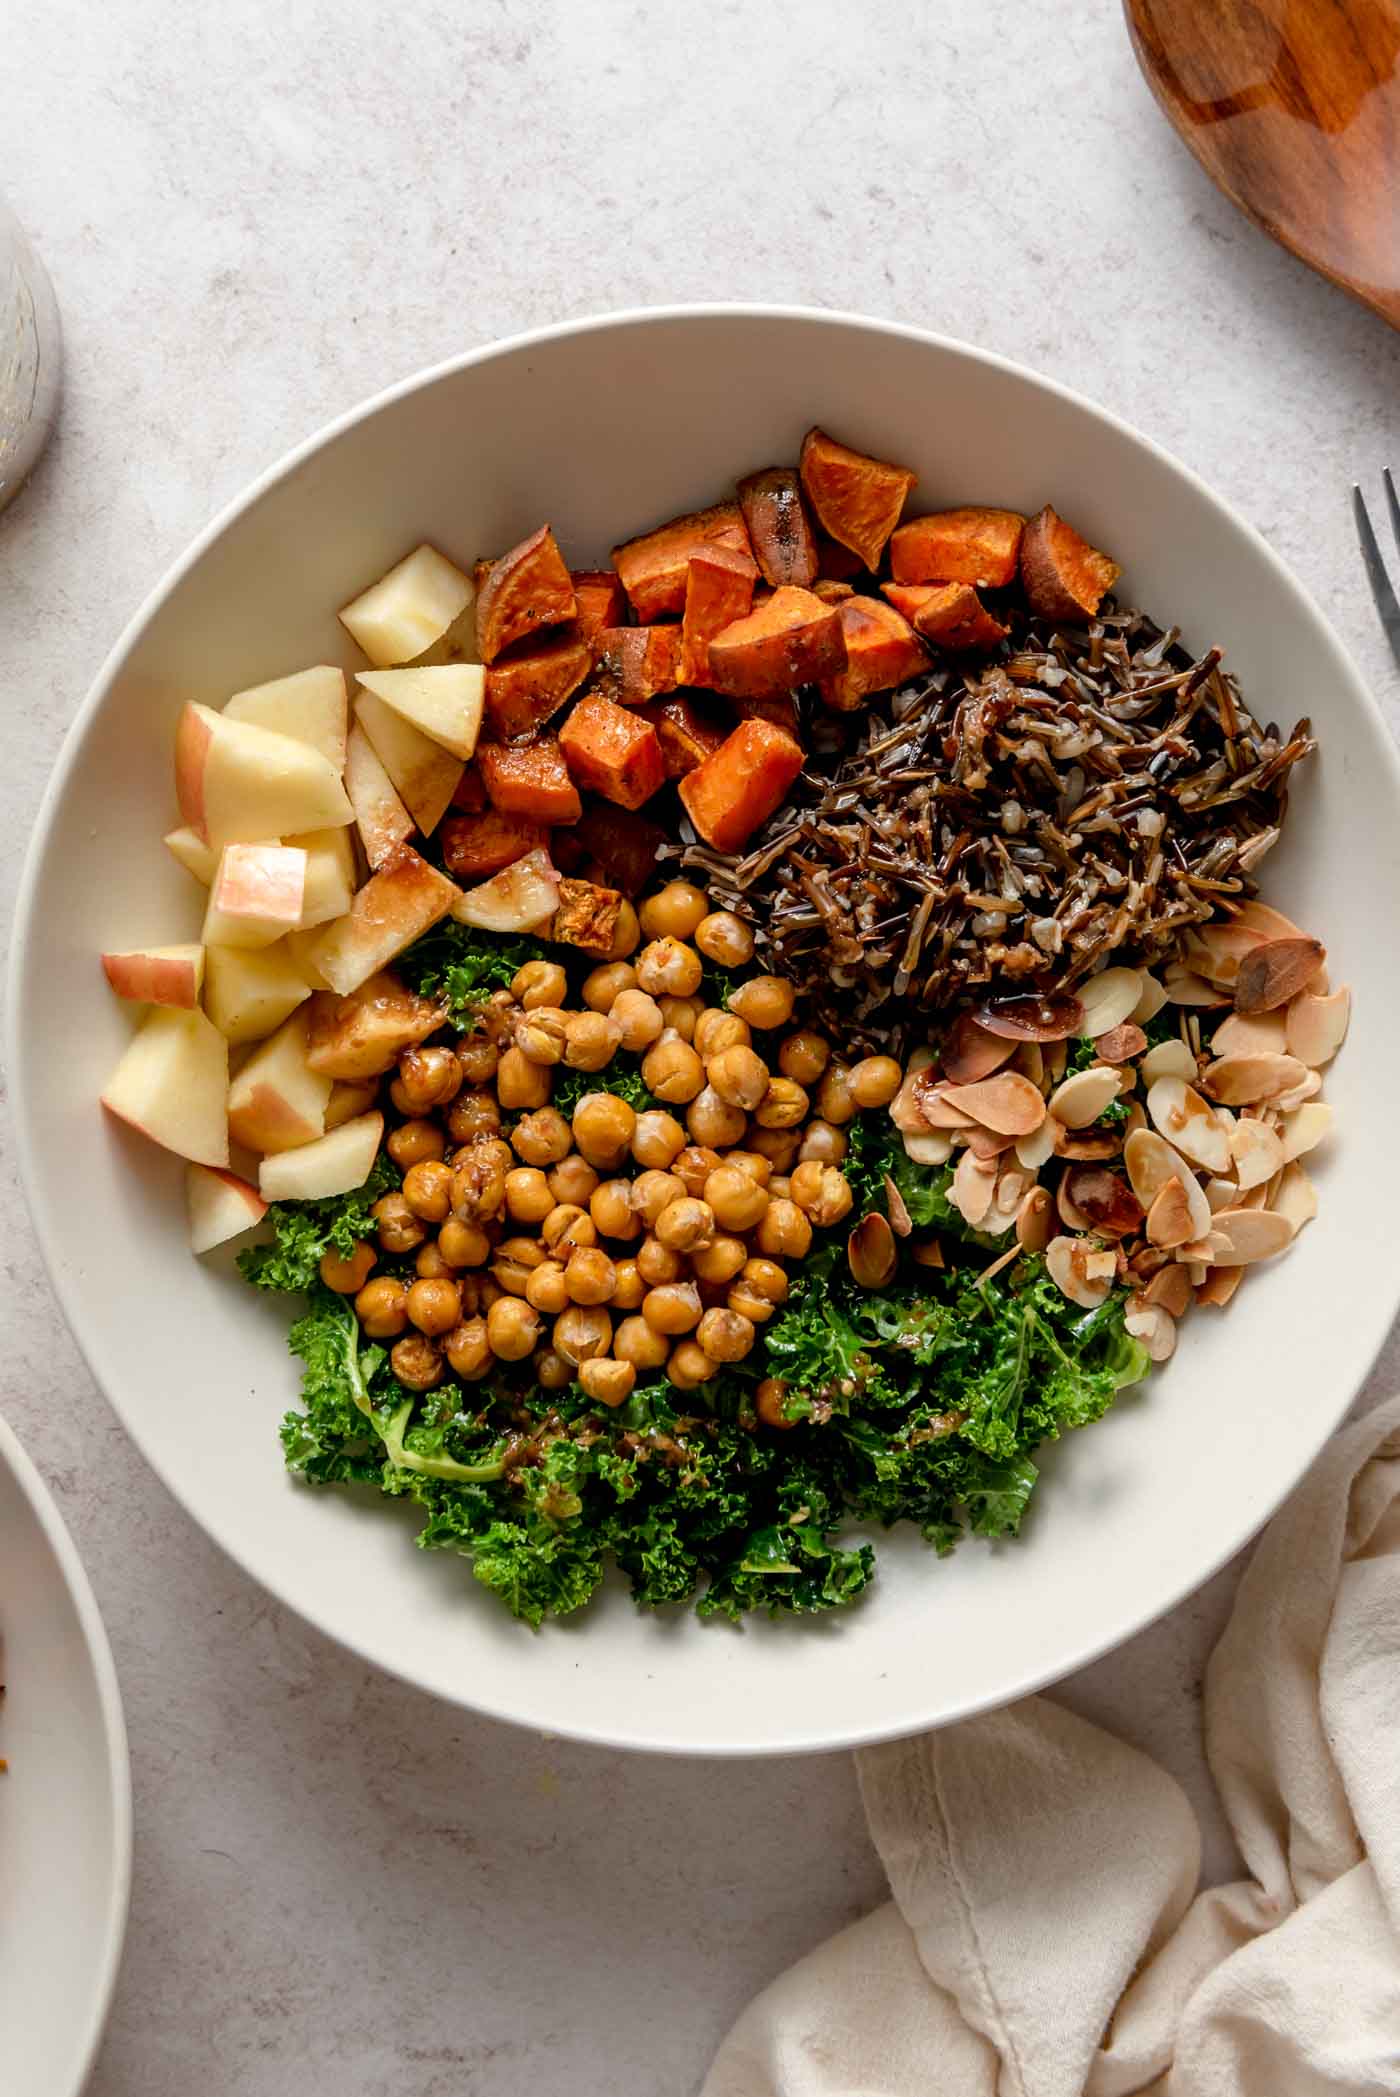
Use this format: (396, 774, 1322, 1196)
(397, 919, 552, 1026)
(549, 1062, 657, 1119)
(239, 1153, 400, 1294)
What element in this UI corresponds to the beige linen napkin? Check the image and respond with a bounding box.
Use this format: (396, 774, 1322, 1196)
(705, 1394, 1400, 2096)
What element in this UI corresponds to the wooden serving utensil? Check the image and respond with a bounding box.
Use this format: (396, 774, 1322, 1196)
(1124, 0, 1400, 329)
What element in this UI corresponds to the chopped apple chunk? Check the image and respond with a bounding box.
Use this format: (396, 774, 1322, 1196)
(101, 1007, 230, 1168)
(258, 1111, 385, 1202)
(339, 543, 476, 667)
(223, 664, 348, 772)
(307, 846, 459, 996)
(101, 943, 205, 1009)
(202, 843, 307, 949)
(227, 1005, 332, 1154)
(354, 691, 462, 837)
(175, 703, 353, 849)
(186, 1164, 267, 1253)
(355, 665, 485, 762)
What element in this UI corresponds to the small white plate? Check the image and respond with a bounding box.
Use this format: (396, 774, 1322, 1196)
(0, 1413, 130, 2093)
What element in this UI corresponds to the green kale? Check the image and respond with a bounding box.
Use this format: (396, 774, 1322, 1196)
(397, 919, 553, 1026)
(549, 1062, 657, 1120)
(239, 1152, 400, 1294)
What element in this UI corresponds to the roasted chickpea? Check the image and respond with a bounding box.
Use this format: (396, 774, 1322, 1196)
(706, 1043, 769, 1111)
(614, 1314, 670, 1370)
(728, 974, 795, 1029)
(437, 1216, 491, 1269)
(501, 1166, 551, 1225)
(447, 1089, 502, 1145)
(391, 1333, 444, 1390)
(690, 1233, 748, 1285)
(577, 1356, 636, 1408)
(849, 1054, 903, 1109)
(387, 1076, 416, 1116)
(511, 1106, 573, 1167)
(655, 1196, 715, 1253)
(547, 1154, 600, 1206)
(657, 994, 703, 1042)
(563, 1010, 620, 1073)
(468, 1136, 515, 1179)
(387, 1118, 446, 1169)
(553, 1305, 612, 1365)
(631, 1109, 687, 1171)
(610, 987, 665, 1052)
(672, 1145, 723, 1198)
(798, 1119, 848, 1165)
(395, 1044, 462, 1114)
(686, 1085, 747, 1149)
(738, 1256, 789, 1309)
(642, 1281, 703, 1334)
(639, 879, 709, 941)
(525, 1260, 570, 1316)
(406, 1277, 462, 1337)
(565, 1246, 618, 1305)
(486, 1295, 541, 1362)
(455, 1274, 484, 1317)
(778, 1029, 831, 1085)
(756, 1376, 795, 1429)
(445, 1317, 493, 1380)
(496, 1043, 551, 1109)
(635, 937, 703, 998)
(704, 1161, 770, 1232)
(747, 1125, 800, 1172)
(450, 1149, 507, 1223)
(768, 1175, 792, 1201)
(415, 1241, 452, 1281)
(456, 1030, 499, 1086)
(729, 1288, 778, 1325)
(568, 1094, 633, 1171)
(756, 1197, 813, 1260)
(611, 1258, 646, 1311)
(788, 1160, 854, 1227)
(816, 1062, 856, 1125)
(319, 1241, 376, 1294)
(694, 1008, 751, 1059)
(694, 908, 755, 967)
(641, 1032, 705, 1103)
(630, 1169, 688, 1228)
(356, 1276, 408, 1338)
(477, 987, 520, 1042)
(511, 958, 567, 1009)
(608, 898, 641, 959)
(402, 1159, 454, 1223)
(581, 960, 637, 1013)
(533, 1344, 574, 1391)
(636, 1236, 683, 1287)
(726, 1149, 773, 1186)
(513, 1006, 569, 1065)
(667, 1340, 718, 1389)
(541, 1202, 598, 1253)
(755, 1076, 808, 1129)
(373, 1192, 427, 1253)
(695, 1307, 755, 1363)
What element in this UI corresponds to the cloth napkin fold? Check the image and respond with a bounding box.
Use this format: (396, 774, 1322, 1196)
(705, 1394, 1400, 2097)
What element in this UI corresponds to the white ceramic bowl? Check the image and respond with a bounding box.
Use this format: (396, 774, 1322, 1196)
(11, 306, 1400, 1756)
(0, 1415, 130, 2090)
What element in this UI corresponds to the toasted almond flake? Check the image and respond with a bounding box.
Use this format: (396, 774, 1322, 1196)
(1146, 1075, 1232, 1174)
(883, 1174, 913, 1237)
(1140, 1038, 1197, 1086)
(1272, 1160, 1318, 1237)
(1146, 1177, 1195, 1249)
(904, 1130, 953, 1167)
(976, 1241, 1024, 1288)
(1280, 1100, 1334, 1163)
(1197, 1265, 1244, 1307)
(1015, 1185, 1053, 1253)
(1205, 1176, 1236, 1212)
(1179, 1237, 1220, 1265)
(889, 1049, 937, 1134)
(1084, 1248, 1118, 1282)
(1130, 973, 1169, 1026)
(1010, 1040, 1045, 1089)
(942, 1071, 1047, 1137)
(1234, 936, 1326, 1014)
(1057, 1177, 1092, 1232)
(1228, 1115, 1284, 1190)
(994, 1165, 1031, 1218)
(1182, 921, 1264, 988)
(1077, 966, 1145, 1038)
(1211, 1009, 1288, 1058)
(940, 1011, 1015, 1085)
(1046, 1234, 1112, 1309)
(1165, 962, 1229, 1007)
(1125, 1298, 1178, 1361)
(1054, 1125, 1124, 1162)
(951, 1145, 997, 1227)
(1093, 1021, 1148, 1065)
(1229, 899, 1304, 942)
(963, 1124, 1018, 1160)
(1284, 986, 1350, 1068)
(1015, 1118, 1059, 1171)
(1124, 1126, 1194, 1208)
(848, 1212, 898, 1289)
(1048, 1065, 1122, 1130)
(1209, 1207, 1294, 1265)
(1044, 1038, 1069, 1084)
(919, 1086, 979, 1130)
(1144, 1264, 1192, 1316)
(1304, 962, 1330, 996)
(1274, 1070, 1322, 1113)
(1200, 1052, 1308, 1107)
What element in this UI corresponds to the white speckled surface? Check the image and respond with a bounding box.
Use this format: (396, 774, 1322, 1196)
(3, 3, 1399, 2090)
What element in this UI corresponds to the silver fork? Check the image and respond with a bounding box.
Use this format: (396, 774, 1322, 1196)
(1353, 470, 1400, 667)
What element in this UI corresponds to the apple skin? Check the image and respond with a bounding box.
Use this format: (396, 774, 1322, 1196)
(258, 1111, 385, 1202)
(186, 1163, 267, 1254)
(226, 1005, 332, 1154)
(203, 843, 307, 950)
(174, 702, 353, 849)
(307, 847, 459, 997)
(101, 1007, 230, 1168)
(102, 943, 205, 1009)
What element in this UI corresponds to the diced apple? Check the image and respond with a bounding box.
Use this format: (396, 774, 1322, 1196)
(258, 1111, 385, 1203)
(283, 927, 334, 991)
(203, 941, 312, 1044)
(307, 846, 460, 996)
(164, 825, 219, 885)
(186, 1163, 267, 1253)
(102, 942, 205, 1009)
(101, 1007, 230, 1168)
(306, 970, 446, 1078)
(354, 691, 462, 836)
(175, 703, 353, 849)
(227, 1005, 332, 1154)
(355, 665, 485, 762)
(325, 1079, 380, 1129)
(339, 543, 477, 667)
(287, 826, 357, 929)
(452, 846, 559, 934)
(202, 843, 307, 950)
(223, 665, 348, 772)
(343, 722, 414, 869)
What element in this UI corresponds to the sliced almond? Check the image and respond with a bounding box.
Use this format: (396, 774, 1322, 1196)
(963, 1124, 1018, 1162)
(940, 1010, 1015, 1085)
(1130, 972, 1169, 1026)
(1196, 1265, 1243, 1307)
(1062, 1164, 1144, 1239)
(1125, 1298, 1178, 1362)
(1083, 1248, 1118, 1283)
(993, 1165, 1032, 1219)
(848, 1212, 898, 1289)
(1015, 1185, 1053, 1253)
(1046, 1234, 1112, 1309)
(1228, 1116, 1284, 1191)
(1057, 1177, 1092, 1232)
(1211, 1008, 1287, 1058)
(883, 1174, 913, 1238)
(1010, 1040, 1045, 1090)
(1146, 1075, 1232, 1175)
(1048, 1065, 1122, 1130)
(1200, 1053, 1308, 1107)
(1124, 1126, 1194, 1208)
(1146, 1177, 1195, 1249)
(1272, 1160, 1318, 1237)
(941, 1071, 1046, 1137)
(951, 1146, 997, 1228)
(1280, 1100, 1334, 1163)
(904, 1130, 953, 1167)
(1274, 1070, 1322, 1114)
(1144, 1263, 1192, 1316)
(1053, 1125, 1124, 1162)
(1077, 966, 1145, 1038)
(1208, 1207, 1294, 1266)
(1234, 937, 1326, 1014)
(1205, 1176, 1237, 1213)
(1284, 987, 1350, 1069)
(1015, 1118, 1059, 1171)
(1093, 1021, 1148, 1065)
(1228, 899, 1304, 942)
(1182, 920, 1264, 989)
(1305, 962, 1330, 997)
(1165, 961, 1229, 1007)
(1140, 1038, 1197, 1086)
(918, 1086, 979, 1130)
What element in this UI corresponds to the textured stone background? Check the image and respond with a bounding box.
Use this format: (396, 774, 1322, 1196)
(2, 3, 1398, 2090)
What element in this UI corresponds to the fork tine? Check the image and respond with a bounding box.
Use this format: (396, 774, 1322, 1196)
(1352, 484, 1400, 662)
(1384, 467, 1400, 563)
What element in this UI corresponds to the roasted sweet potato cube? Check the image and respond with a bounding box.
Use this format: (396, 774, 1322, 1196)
(799, 428, 916, 572)
(449, 765, 489, 813)
(888, 507, 1025, 589)
(811, 579, 855, 604)
(815, 533, 867, 582)
(737, 467, 819, 589)
(440, 810, 550, 880)
(549, 875, 624, 954)
(570, 569, 627, 642)
(611, 501, 754, 621)
(475, 525, 577, 663)
(1020, 506, 1121, 622)
(706, 586, 847, 700)
(559, 694, 666, 811)
(680, 545, 758, 686)
(589, 624, 682, 706)
(638, 693, 730, 779)
(678, 718, 804, 856)
(477, 737, 582, 825)
(305, 970, 446, 1079)
(573, 801, 669, 897)
(730, 691, 801, 742)
(484, 632, 592, 740)
(883, 581, 1009, 652)
(821, 596, 929, 710)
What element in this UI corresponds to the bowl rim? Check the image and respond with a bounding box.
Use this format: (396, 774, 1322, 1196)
(0, 1411, 132, 2087)
(11, 300, 1400, 1755)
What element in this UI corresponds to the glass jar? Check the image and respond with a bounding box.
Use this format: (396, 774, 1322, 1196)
(0, 197, 61, 513)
